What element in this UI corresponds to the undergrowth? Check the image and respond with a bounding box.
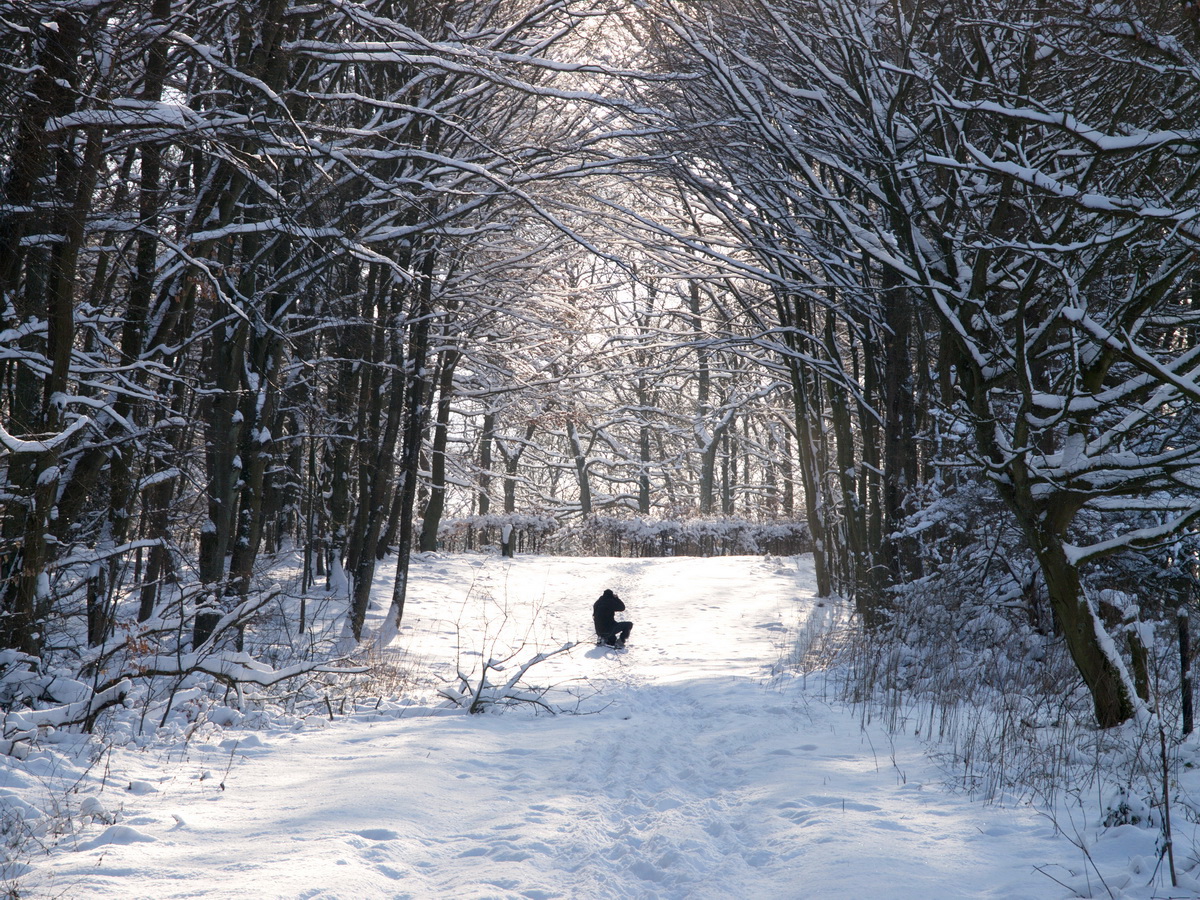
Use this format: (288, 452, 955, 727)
(786, 572, 1200, 896)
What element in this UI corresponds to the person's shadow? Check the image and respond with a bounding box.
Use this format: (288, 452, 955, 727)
(584, 643, 625, 659)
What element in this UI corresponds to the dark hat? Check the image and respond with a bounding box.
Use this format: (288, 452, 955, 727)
(601, 589, 615, 598)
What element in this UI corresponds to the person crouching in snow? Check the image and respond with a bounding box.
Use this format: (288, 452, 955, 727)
(593, 588, 632, 647)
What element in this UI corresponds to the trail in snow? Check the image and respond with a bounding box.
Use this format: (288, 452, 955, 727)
(28, 555, 1088, 899)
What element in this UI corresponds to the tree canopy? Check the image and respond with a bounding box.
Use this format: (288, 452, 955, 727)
(3, 0, 1200, 728)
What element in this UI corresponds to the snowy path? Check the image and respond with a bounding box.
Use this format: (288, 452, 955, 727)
(30, 555, 1088, 899)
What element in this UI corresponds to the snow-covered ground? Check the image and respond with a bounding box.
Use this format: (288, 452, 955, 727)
(12, 554, 1197, 898)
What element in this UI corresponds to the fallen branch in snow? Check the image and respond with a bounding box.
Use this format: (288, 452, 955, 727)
(440, 642, 577, 714)
(435, 585, 586, 714)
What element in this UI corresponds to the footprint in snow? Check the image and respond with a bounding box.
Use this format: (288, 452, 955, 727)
(352, 828, 399, 841)
(801, 795, 883, 812)
(873, 819, 915, 832)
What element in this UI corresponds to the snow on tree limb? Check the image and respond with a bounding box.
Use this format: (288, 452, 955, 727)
(133, 652, 366, 687)
(0, 416, 92, 455)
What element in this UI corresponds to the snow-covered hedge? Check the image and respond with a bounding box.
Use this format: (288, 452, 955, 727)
(435, 515, 560, 554)
(436, 514, 811, 557)
(558, 516, 812, 557)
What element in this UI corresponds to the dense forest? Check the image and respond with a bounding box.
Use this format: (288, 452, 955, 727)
(4, 0, 1200, 741)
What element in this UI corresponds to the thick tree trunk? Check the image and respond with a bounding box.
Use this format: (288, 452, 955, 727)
(636, 374, 652, 515)
(0, 11, 89, 653)
(1036, 537, 1135, 728)
(639, 421, 652, 515)
(697, 432, 720, 516)
(504, 452, 520, 514)
(880, 273, 920, 586)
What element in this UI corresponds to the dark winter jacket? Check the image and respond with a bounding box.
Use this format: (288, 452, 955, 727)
(593, 590, 625, 632)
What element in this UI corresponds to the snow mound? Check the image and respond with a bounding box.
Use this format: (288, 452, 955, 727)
(75, 826, 156, 851)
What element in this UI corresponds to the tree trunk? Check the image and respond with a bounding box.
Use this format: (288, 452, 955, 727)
(880, 271, 920, 585)
(786, 358, 832, 597)
(350, 294, 409, 639)
(0, 10, 88, 653)
(197, 316, 248, 590)
(1036, 536, 1135, 728)
(1180, 606, 1193, 737)
(387, 249, 437, 633)
(636, 371, 652, 514)
(419, 346, 461, 552)
(639, 420, 652, 515)
(567, 421, 593, 517)
(477, 411, 495, 516)
(228, 314, 285, 599)
(497, 422, 535, 517)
